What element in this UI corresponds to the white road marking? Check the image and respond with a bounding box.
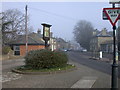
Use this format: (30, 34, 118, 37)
(71, 76, 97, 88)
(1, 72, 22, 83)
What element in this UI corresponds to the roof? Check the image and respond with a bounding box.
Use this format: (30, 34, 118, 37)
(96, 33, 112, 37)
(56, 38, 66, 43)
(7, 34, 45, 45)
(29, 32, 43, 38)
(92, 28, 112, 37)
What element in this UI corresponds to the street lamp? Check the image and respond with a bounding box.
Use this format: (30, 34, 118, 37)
(41, 23, 52, 49)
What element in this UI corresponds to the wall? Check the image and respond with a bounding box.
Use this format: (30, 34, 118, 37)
(0, 50, 24, 60)
(20, 45, 45, 56)
(98, 37, 113, 49)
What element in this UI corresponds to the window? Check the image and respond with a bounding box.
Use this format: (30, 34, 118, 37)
(14, 46, 20, 51)
(14, 46, 20, 55)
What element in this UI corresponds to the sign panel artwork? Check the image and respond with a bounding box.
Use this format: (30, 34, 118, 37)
(44, 27, 50, 38)
(103, 8, 120, 26)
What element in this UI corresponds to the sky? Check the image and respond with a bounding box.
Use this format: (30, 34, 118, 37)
(2, 1, 119, 41)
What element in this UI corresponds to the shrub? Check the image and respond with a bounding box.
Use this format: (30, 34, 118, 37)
(2, 46, 11, 55)
(24, 49, 68, 69)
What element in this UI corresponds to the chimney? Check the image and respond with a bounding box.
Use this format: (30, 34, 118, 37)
(37, 29, 41, 35)
(101, 28, 107, 35)
(93, 29, 97, 36)
(50, 32, 53, 38)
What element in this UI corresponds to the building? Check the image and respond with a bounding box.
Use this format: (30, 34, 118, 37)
(90, 28, 113, 55)
(7, 29, 45, 56)
(100, 40, 113, 53)
(55, 38, 70, 50)
(6, 29, 59, 56)
(49, 32, 57, 51)
(8, 35, 45, 56)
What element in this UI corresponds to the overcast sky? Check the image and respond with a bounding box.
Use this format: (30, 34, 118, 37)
(2, 1, 118, 41)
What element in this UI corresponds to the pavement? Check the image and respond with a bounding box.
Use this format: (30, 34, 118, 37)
(90, 56, 120, 65)
(2, 59, 114, 88)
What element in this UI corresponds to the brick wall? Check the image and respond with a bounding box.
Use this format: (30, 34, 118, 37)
(20, 45, 45, 56)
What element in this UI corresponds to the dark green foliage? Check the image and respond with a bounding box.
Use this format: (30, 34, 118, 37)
(24, 49, 68, 69)
(2, 46, 11, 55)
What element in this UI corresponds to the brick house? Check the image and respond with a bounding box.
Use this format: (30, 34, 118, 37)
(7, 29, 59, 56)
(8, 30, 45, 56)
(8, 35, 45, 56)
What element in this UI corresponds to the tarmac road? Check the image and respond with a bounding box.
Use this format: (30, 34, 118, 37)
(67, 51, 120, 78)
(1, 51, 120, 88)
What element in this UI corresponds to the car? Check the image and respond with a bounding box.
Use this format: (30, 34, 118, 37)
(82, 49, 87, 52)
(59, 49, 68, 52)
(63, 49, 67, 52)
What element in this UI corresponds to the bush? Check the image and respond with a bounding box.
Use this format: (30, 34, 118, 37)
(2, 46, 11, 55)
(24, 49, 68, 69)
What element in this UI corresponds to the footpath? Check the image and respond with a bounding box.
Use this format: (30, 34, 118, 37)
(2, 58, 116, 89)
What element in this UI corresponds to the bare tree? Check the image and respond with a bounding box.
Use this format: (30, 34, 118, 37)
(73, 20, 94, 51)
(2, 9, 26, 44)
(28, 26, 34, 34)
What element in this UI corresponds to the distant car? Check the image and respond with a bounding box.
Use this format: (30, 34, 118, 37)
(63, 49, 67, 52)
(82, 49, 87, 52)
(67, 49, 71, 51)
(59, 49, 68, 52)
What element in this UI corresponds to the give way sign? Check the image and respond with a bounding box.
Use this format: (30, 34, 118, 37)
(103, 8, 120, 26)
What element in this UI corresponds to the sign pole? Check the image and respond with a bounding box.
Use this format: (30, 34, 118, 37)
(111, 3, 118, 90)
(103, 2, 120, 89)
(45, 40, 48, 49)
(112, 25, 118, 89)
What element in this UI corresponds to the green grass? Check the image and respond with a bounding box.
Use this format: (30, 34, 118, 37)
(16, 64, 75, 72)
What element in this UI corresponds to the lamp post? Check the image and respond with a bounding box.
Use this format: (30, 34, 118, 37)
(41, 23, 52, 49)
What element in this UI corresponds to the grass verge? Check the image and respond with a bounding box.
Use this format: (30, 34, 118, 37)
(15, 64, 75, 72)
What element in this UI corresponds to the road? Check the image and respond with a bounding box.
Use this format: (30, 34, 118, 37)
(67, 51, 120, 78)
(1, 59, 25, 83)
(67, 51, 120, 89)
(1, 51, 120, 88)
(2, 59, 25, 72)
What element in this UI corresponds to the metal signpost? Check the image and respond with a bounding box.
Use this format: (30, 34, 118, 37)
(103, 6, 120, 89)
(41, 23, 52, 49)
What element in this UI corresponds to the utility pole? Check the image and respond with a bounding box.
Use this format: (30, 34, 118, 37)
(25, 5, 28, 54)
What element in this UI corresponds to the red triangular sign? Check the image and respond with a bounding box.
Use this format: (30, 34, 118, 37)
(103, 8, 120, 26)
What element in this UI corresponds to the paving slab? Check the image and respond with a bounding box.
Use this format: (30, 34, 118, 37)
(71, 76, 97, 88)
